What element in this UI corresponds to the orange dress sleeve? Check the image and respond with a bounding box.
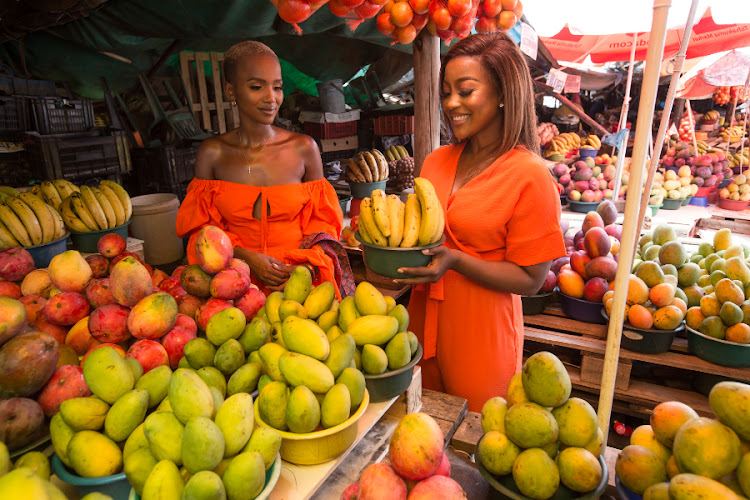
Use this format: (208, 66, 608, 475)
(299, 179, 343, 239)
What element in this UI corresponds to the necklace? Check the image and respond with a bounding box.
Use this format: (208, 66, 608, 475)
(238, 129, 272, 175)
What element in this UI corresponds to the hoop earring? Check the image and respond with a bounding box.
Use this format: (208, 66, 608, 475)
(231, 100, 237, 107)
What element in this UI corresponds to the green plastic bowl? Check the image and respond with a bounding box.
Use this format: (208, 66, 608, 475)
(355, 231, 445, 279)
(566, 199, 601, 213)
(365, 343, 423, 402)
(686, 326, 750, 367)
(648, 204, 662, 216)
(69, 221, 130, 253)
(661, 197, 683, 210)
(602, 309, 683, 354)
(25, 233, 69, 268)
(347, 179, 388, 199)
(521, 292, 554, 315)
(52, 454, 130, 500)
(682, 195, 693, 206)
(477, 452, 608, 500)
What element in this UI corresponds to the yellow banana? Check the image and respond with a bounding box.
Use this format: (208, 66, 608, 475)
(61, 196, 92, 233)
(356, 153, 373, 182)
(431, 197, 445, 244)
(100, 180, 132, 222)
(40, 181, 63, 211)
(0, 200, 32, 247)
(92, 187, 116, 228)
(53, 179, 78, 200)
(5, 196, 42, 246)
(98, 184, 125, 226)
(30, 185, 44, 199)
(0, 217, 20, 248)
(396, 146, 409, 159)
(384, 148, 395, 162)
(414, 177, 441, 246)
(18, 193, 55, 244)
(46, 202, 66, 240)
(70, 193, 98, 231)
(370, 189, 391, 237)
(400, 193, 421, 248)
(371, 149, 389, 180)
(357, 219, 372, 244)
(363, 151, 380, 182)
(359, 197, 387, 246)
(0, 186, 19, 197)
(79, 185, 108, 230)
(386, 194, 405, 247)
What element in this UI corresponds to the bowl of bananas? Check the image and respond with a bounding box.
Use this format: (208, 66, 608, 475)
(346, 149, 389, 199)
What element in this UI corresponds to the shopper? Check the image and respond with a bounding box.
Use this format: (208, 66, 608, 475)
(176, 41, 354, 297)
(396, 32, 566, 412)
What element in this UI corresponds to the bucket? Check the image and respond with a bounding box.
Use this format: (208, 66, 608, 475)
(316, 79, 345, 114)
(129, 193, 184, 265)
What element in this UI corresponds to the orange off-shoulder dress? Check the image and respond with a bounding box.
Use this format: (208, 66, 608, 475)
(408, 145, 566, 412)
(175, 178, 344, 295)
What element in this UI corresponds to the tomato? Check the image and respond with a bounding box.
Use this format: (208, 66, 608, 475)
(390, 1, 414, 27)
(512, 0, 522, 18)
(481, 0, 503, 18)
(328, 0, 353, 15)
(447, 0, 471, 18)
(501, 0, 517, 10)
(354, 0, 383, 18)
(430, 6, 452, 30)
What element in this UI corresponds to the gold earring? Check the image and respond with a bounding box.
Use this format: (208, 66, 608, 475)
(498, 103, 504, 108)
(232, 100, 237, 107)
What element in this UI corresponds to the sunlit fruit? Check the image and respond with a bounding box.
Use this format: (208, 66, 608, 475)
(512, 0, 523, 17)
(430, 7, 452, 30)
(451, 13, 474, 33)
(482, 0, 503, 17)
(390, 1, 414, 27)
(412, 12, 429, 29)
(397, 24, 418, 44)
(409, 0, 429, 14)
(448, 0, 472, 17)
(376, 12, 396, 35)
(501, 0, 517, 9)
(497, 10, 518, 29)
(475, 15, 497, 32)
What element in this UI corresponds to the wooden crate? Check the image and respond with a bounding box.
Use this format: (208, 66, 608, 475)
(179, 52, 239, 134)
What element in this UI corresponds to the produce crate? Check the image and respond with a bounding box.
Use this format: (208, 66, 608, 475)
(29, 97, 95, 135)
(26, 131, 132, 182)
(7, 78, 57, 97)
(303, 120, 357, 140)
(130, 143, 200, 198)
(318, 135, 358, 164)
(373, 115, 414, 136)
(0, 150, 31, 186)
(0, 96, 32, 141)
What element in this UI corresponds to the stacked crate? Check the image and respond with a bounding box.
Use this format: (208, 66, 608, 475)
(130, 143, 201, 201)
(300, 110, 360, 163)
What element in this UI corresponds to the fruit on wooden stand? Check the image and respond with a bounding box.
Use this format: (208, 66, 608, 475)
(719, 171, 750, 201)
(346, 150, 390, 183)
(0, 187, 67, 248)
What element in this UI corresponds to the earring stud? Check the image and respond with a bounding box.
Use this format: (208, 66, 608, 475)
(498, 103, 504, 108)
(232, 100, 237, 107)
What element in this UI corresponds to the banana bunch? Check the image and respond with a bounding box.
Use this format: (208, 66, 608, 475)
(358, 177, 443, 249)
(0, 189, 66, 248)
(545, 132, 582, 158)
(696, 140, 709, 155)
(720, 126, 745, 143)
(730, 150, 749, 168)
(384, 145, 410, 162)
(580, 134, 601, 150)
(346, 150, 389, 183)
(60, 180, 132, 233)
(702, 110, 720, 121)
(29, 179, 80, 212)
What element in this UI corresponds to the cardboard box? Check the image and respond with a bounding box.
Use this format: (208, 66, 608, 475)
(300, 109, 361, 124)
(318, 135, 358, 153)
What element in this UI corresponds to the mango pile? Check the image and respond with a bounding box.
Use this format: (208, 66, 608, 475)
(616, 381, 750, 498)
(719, 171, 750, 202)
(0, 444, 74, 500)
(476, 351, 605, 500)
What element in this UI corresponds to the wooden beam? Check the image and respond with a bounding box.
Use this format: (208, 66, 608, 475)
(147, 39, 183, 79)
(533, 80, 609, 136)
(412, 31, 441, 177)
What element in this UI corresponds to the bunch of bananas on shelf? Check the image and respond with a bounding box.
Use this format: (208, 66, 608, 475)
(358, 177, 444, 248)
(702, 110, 720, 122)
(383, 145, 410, 162)
(696, 140, 709, 155)
(0, 186, 66, 248)
(720, 126, 746, 144)
(544, 132, 582, 158)
(730, 150, 749, 168)
(579, 134, 601, 150)
(346, 150, 389, 183)
(59, 181, 132, 233)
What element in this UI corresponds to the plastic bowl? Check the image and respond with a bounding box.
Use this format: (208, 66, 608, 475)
(719, 178, 732, 189)
(52, 454, 130, 500)
(477, 452, 608, 500)
(686, 326, 750, 367)
(69, 221, 130, 253)
(25, 233, 69, 268)
(365, 343, 422, 402)
(566, 199, 601, 213)
(602, 309, 683, 354)
(578, 148, 599, 159)
(689, 196, 708, 207)
(717, 198, 749, 211)
(694, 186, 712, 197)
(355, 231, 445, 279)
(559, 292, 606, 324)
(648, 204, 662, 216)
(347, 179, 388, 200)
(254, 390, 370, 465)
(661, 198, 683, 210)
(128, 454, 282, 500)
(615, 475, 643, 500)
(338, 196, 351, 216)
(681, 195, 693, 206)
(521, 292, 554, 315)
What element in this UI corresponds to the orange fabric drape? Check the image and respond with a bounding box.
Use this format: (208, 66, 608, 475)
(409, 145, 566, 412)
(175, 178, 344, 296)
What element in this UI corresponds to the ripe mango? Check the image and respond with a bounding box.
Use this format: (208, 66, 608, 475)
(326, 325, 343, 343)
(354, 282, 387, 315)
(362, 344, 388, 375)
(512, 448, 559, 500)
(0, 468, 58, 500)
(322, 383, 351, 429)
(709, 381, 750, 441)
(673, 417, 741, 479)
(480, 397, 508, 434)
(353, 348, 362, 370)
(206, 307, 245, 346)
(384, 295, 396, 313)
(125, 357, 143, 384)
(135, 365, 172, 408)
(477, 431, 520, 476)
(385, 332, 411, 370)
(255, 306, 268, 323)
(214, 339, 245, 377)
(257, 374, 273, 394)
(522, 351, 571, 407)
(258, 343, 288, 383)
(286, 385, 321, 433)
(279, 352, 335, 393)
(270, 321, 284, 348)
(388, 305, 410, 333)
(243, 427, 282, 470)
(227, 362, 262, 396)
(669, 473, 742, 500)
(304, 281, 335, 319)
(317, 310, 339, 333)
(248, 350, 262, 366)
(265, 291, 284, 324)
(209, 386, 224, 415)
(183, 338, 216, 369)
(123, 423, 149, 460)
(238, 318, 269, 354)
(168, 368, 214, 424)
(337, 296, 360, 331)
(284, 266, 313, 304)
(336, 367, 366, 411)
(60, 397, 110, 431)
(407, 331, 418, 356)
(556, 447, 602, 493)
(181, 416, 225, 474)
(281, 316, 330, 361)
(49, 413, 75, 467)
(83, 346, 134, 404)
(258, 381, 289, 431)
(325, 333, 356, 379)
(124, 447, 158, 496)
(182, 471, 225, 500)
(551, 397, 598, 448)
(104, 389, 149, 442)
(222, 451, 265, 500)
(143, 411, 184, 464)
(278, 299, 308, 322)
(67, 430, 122, 478)
(215, 393, 255, 457)
(505, 402, 559, 449)
(347, 315, 399, 346)
(141, 459, 184, 500)
(196, 366, 227, 398)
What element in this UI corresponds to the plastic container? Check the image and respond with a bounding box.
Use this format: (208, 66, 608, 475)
(347, 179, 388, 199)
(717, 198, 750, 211)
(477, 453, 608, 500)
(521, 292, 554, 315)
(682, 195, 692, 206)
(0, 96, 32, 141)
(694, 186, 712, 197)
(365, 344, 423, 402)
(316, 79, 346, 114)
(130, 194, 184, 265)
(355, 231, 445, 279)
(0, 150, 32, 187)
(648, 204, 662, 216)
(686, 326, 750, 367)
(559, 292, 606, 324)
(566, 199, 601, 213)
(70, 222, 129, 253)
(373, 115, 415, 136)
(25, 233, 69, 268)
(254, 390, 369, 465)
(602, 310, 682, 354)
(689, 196, 708, 207)
(303, 120, 357, 140)
(578, 148, 599, 159)
(338, 195, 351, 216)
(29, 97, 95, 135)
(615, 475, 642, 500)
(52, 454, 130, 500)
(130, 143, 199, 198)
(661, 197, 683, 210)
(719, 178, 732, 188)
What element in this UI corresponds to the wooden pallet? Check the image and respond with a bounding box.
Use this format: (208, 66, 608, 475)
(179, 51, 239, 134)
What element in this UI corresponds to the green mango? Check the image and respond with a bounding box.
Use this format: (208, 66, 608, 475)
(243, 427, 282, 470)
(168, 369, 214, 424)
(283, 266, 313, 304)
(214, 339, 245, 377)
(321, 383, 351, 429)
(135, 365, 173, 408)
(215, 393, 255, 457)
(362, 344, 388, 375)
(60, 397, 110, 431)
(143, 411, 184, 464)
(336, 368, 366, 411)
(141, 459, 184, 500)
(104, 389, 149, 442)
(181, 416, 225, 474)
(304, 281, 335, 319)
(221, 452, 265, 500)
(325, 333, 356, 379)
(123, 447, 158, 496)
(238, 319, 269, 354)
(182, 470, 226, 500)
(227, 362, 262, 396)
(258, 381, 289, 431)
(286, 386, 321, 433)
(385, 332, 411, 370)
(82, 346, 134, 404)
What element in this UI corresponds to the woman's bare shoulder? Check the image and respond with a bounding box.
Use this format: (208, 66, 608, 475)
(195, 133, 236, 179)
(275, 127, 317, 150)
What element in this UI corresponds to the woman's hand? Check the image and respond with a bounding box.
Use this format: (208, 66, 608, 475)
(394, 245, 458, 285)
(235, 248, 294, 289)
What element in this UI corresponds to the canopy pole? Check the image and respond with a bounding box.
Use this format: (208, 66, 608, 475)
(635, 0, 701, 242)
(412, 31, 441, 177)
(611, 34, 639, 201)
(597, 0, 672, 451)
(686, 99, 700, 154)
(739, 67, 750, 163)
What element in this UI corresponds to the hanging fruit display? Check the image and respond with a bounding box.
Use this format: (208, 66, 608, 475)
(474, 0, 522, 33)
(713, 86, 750, 106)
(269, 0, 331, 34)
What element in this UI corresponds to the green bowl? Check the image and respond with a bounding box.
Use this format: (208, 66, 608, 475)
(566, 199, 601, 213)
(686, 326, 750, 367)
(25, 233, 69, 268)
(477, 452, 608, 500)
(648, 204, 662, 216)
(682, 195, 693, 206)
(347, 179, 388, 199)
(661, 197, 683, 210)
(338, 195, 351, 216)
(355, 231, 445, 279)
(602, 310, 683, 354)
(69, 221, 130, 253)
(521, 292, 554, 315)
(52, 454, 130, 500)
(364, 343, 423, 402)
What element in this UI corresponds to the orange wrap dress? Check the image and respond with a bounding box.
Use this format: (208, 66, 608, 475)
(409, 145, 565, 412)
(175, 178, 344, 295)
